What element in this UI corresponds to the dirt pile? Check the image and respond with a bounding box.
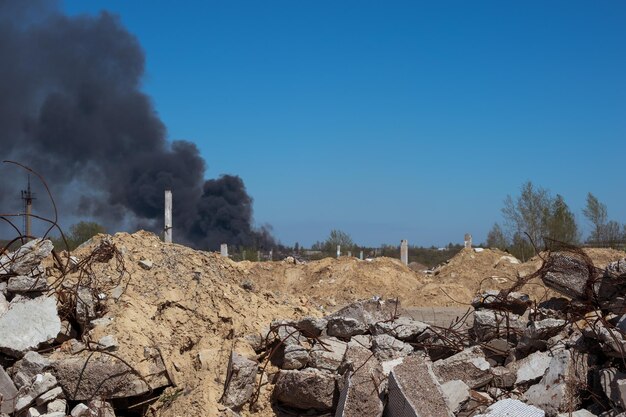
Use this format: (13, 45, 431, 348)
(237, 256, 427, 310)
(1, 231, 316, 417)
(234, 246, 626, 310)
(409, 247, 626, 307)
(69, 231, 319, 417)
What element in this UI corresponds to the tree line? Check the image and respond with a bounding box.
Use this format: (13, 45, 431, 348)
(486, 181, 625, 260)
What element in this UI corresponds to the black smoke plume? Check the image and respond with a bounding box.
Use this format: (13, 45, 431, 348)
(0, 0, 275, 250)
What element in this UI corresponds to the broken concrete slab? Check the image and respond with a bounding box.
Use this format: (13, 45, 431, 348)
(525, 318, 567, 341)
(296, 316, 327, 338)
(472, 290, 532, 315)
(0, 365, 17, 414)
(1, 239, 53, 276)
(15, 373, 58, 412)
(7, 275, 48, 293)
(473, 309, 526, 342)
(70, 403, 89, 417)
(272, 368, 336, 411)
(282, 344, 309, 370)
(483, 338, 512, 365)
(371, 334, 413, 361)
(525, 349, 588, 416)
(329, 299, 399, 327)
(327, 316, 368, 338)
(441, 379, 470, 413)
(75, 287, 97, 325)
(309, 337, 348, 372)
(52, 353, 168, 401)
(335, 345, 384, 417)
(138, 259, 153, 270)
(542, 253, 595, 300)
(474, 398, 545, 417)
(220, 352, 257, 410)
(511, 350, 552, 386)
(370, 316, 429, 341)
(46, 399, 66, 414)
(381, 357, 404, 376)
(348, 334, 372, 349)
(96, 335, 119, 351)
(386, 354, 454, 417)
(433, 346, 492, 389)
(35, 387, 63, 406)
(0, 296, 61, 357)
(595, 259, 626, 302)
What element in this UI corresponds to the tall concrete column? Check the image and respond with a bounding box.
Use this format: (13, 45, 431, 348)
(359, 251, 364, 260)
(464, 233, 472, 249)
(257, 250, 261, 261)
(400, 239, 409, 265)
(220, 243, 228, 257)
(269, 249, 273, 261)
(347, 251, 352, 257)
(337, 245, 341, 258)
(25, 200, 32, 240)
(164, 190, 172, 243)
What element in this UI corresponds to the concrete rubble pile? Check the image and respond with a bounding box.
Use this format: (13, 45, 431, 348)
(221, 252, 626, 417)
(0, 238, 166, 417)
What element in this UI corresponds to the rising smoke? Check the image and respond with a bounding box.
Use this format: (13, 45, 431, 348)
(0, 0, 275, 250)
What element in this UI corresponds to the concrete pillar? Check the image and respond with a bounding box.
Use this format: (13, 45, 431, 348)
(269, 249, 273, 261)
(164, 190, 172, 243)
(347, 251, 352, 257)
(220, 243, 228, 257)
(25, 200, 32, 240)
(400, 239, 408, 265)
(242, 250, 246, 260)
(337, 245, 341, 258)
(464, 233, 472, 249)
(360, 251, 364, 260)
(257, 250, 261, 261)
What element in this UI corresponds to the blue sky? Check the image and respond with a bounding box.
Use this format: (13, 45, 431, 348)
(62, 1, 626, 247)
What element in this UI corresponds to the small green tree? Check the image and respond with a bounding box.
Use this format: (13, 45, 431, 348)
(545, 194, 579, 245)
(583, 193, 607, 243)
(601, 220, 623, 248)
(486, 223, 508, 250)
(502, 181, 552, 253)
(510, 232, 534, 261)
(323, 229, 355, 254)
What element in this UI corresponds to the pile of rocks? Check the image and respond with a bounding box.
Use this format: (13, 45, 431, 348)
(0, 239, 166, 417)
(222, 252, 626, 417)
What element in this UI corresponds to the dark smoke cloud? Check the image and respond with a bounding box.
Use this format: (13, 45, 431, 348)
(0, 0, 275, 250)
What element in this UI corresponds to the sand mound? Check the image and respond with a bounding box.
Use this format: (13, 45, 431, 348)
(239, 255, 429, 310)
(410, 247, 626, 307)
(61, 231, 314, 417)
